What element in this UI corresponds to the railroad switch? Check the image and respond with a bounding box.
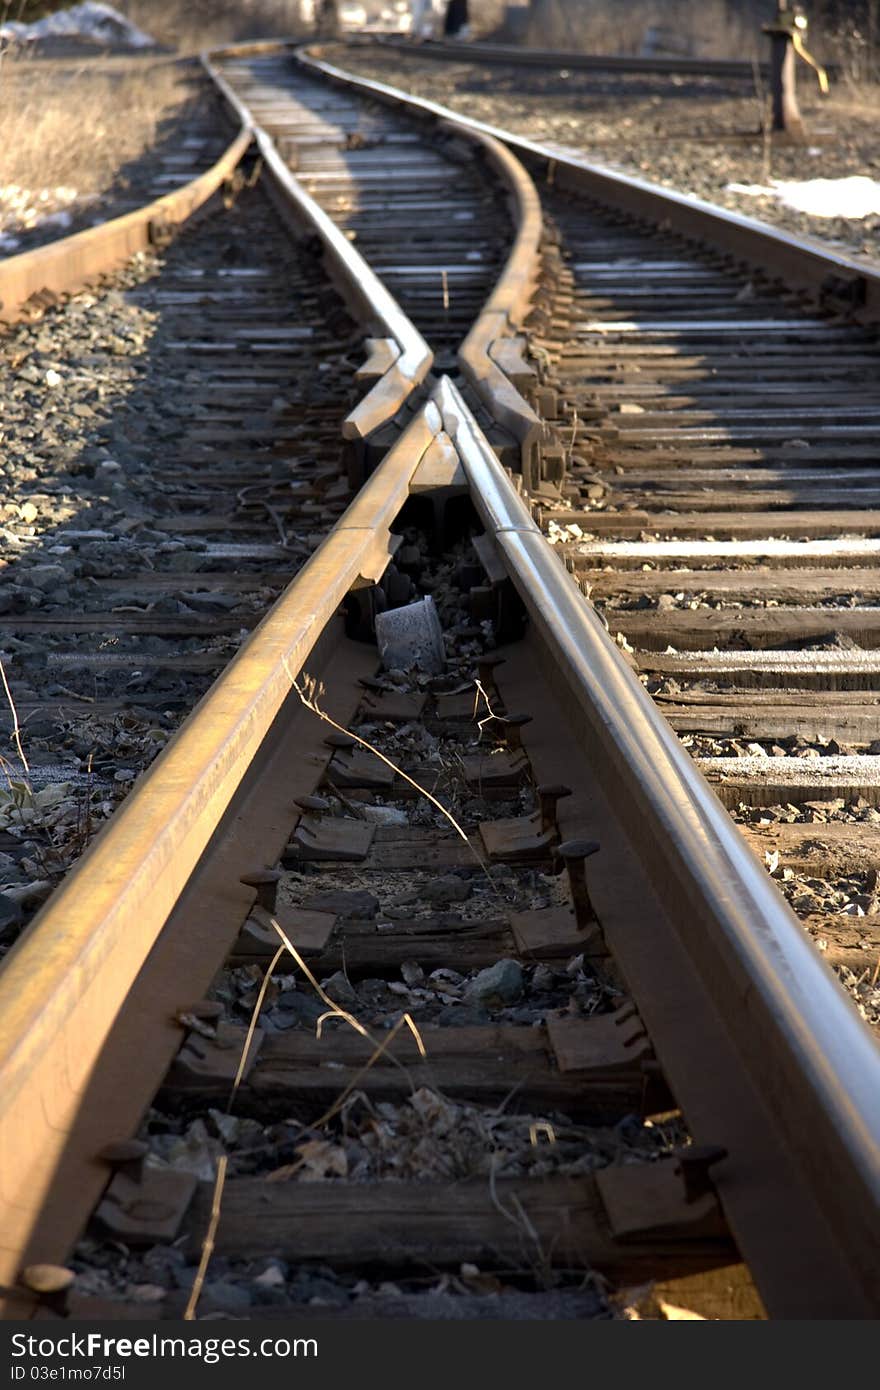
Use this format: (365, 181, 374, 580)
(763, 2, 829, 141)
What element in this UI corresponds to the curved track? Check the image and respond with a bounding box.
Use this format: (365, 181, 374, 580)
(0, 40, 877, 1323)
(213, 49, 510, 361)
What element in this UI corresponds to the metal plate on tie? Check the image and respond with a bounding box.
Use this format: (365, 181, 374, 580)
(511, 905, 605, 958)
(547, 1004, 652, 1074)
(168, 1021, 264, 1089)
(358, 690, 427, 722)
(478, 811, 557, 862)
(93, 1168, 198, 1245)
(436, 686, 483, 721)
(287, 814, 375, 862)
(234, 908, 337, 961)
(596, 1159, 727, 1242)
(325, 747, 396, 789)
(461, 748, 529, 788)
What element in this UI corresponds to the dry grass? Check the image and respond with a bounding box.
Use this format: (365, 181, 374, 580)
(0, 0, 309, 227)
(0, 54, 191, 199)
(116, 0, 307, 52)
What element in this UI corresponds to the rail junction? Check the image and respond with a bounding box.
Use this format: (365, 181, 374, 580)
(0, 34, 878, 1322)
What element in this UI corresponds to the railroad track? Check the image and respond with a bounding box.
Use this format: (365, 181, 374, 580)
(0, 164, 361, 953)
(210, 49, 510, 364)
(530, 192, 880, 989)
(367, 34, 786, 81)
(305, 48, 880, 990)
(0, 40, 877, 1324)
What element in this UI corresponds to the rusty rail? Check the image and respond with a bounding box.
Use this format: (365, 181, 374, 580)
(434, 375, 880, 1316)
(365, 34, 842, 82)
(203, 52, 433, 445)
(0, 37, 878, 1321)
(0, 402, 441, 1303)
(455, 129, 543, 484)
(0, 48, 433, 1305)
(296, 46, 546, 479)
(0, 125, 253, 325)
(368, 34, 780, 79)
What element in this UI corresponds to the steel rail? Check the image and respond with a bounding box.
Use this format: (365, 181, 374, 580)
(299, 46, 880, 323)
(435, 374, 880, 1315)
(292, 45, 546, 475)
(0, 400, 441, 1300)
(0, 124, 253, 326)
(0, 58, 434, 1298)
(455, 126, 543, 481)
(368, 34, 782, 80)
(202, 51, 433, 444)
(0, 39, 877, 1318)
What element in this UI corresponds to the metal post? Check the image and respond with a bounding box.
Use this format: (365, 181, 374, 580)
(764, 2, 807, 140)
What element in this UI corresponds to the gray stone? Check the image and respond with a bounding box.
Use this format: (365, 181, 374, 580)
(0, 893, 23, 938)
(356, 978, 393, 1007)
(180, 591, 241, 613)
(531, 965, 556, 992)
(275, 991, 325, 1027)
(200, 1281, 252, 1314)
(423, 874, 472, 905)
(321, 970, 358, 1005)
(289, 1272, 347, 1304)
(253, 1258, 288, 1285)
(490, 864, 515, 881)
(437, 1005, 491, 1028)
(506, 1006, 543, 1024)
(24, 564, 67, 590)
(464, 959, 524, 1008)
(253, 1283, 289, 1308)
(252, 1261, 289, 1302)
(304, 889, 378, 919)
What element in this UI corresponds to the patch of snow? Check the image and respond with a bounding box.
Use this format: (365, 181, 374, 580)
(726, 175, 880, 219)
(1, 3, 155, 50)
(0, 184, 96, 244)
